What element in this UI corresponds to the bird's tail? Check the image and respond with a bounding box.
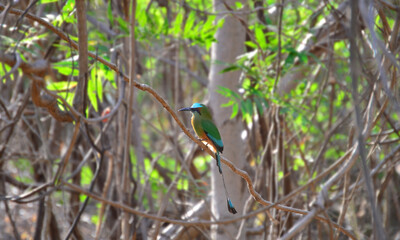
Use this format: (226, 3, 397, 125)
(215, 152, 222, 174)
(216, 152, 237, 214)
(220, 167, 237, 214)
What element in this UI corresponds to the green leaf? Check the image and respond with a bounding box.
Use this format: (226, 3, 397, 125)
(88, 76, 99, 112)
(91, 68, 104, 102)
(91, 215, 99, 225)
(240, 99, 252, 124)
(231, 103, 239, 119)
(293, 158, 305, 171)
(40, 0, 58, 3)
(53, 59, 79, 76)
(242, 78, 251, 90)
(81, 166, 93, 185)
(0, 64, 14, 81)
(12, 159, 34, 183)
(173, 11, 183, 35)
(193, 156, 209, 172)
(278, 171, 284, 181)
(220, 65, 239, 74)
(20, 33, 49, 44)
(262, 97, 269, 109)
(235, 1, 243, 9)
(202, 15, 215, 34)
(53, 66, 79, 76)
(0, 35, 16, 47)
(116, 17, 129, 34)
(63, 0, 75, 12)
(242, 98, 253, 116)
(255, 26, 267, 49)
(184, 11, 196, 37)
(298, 51, 308, 64)
(216, 17, 225, 29)
(61, 0, 76, 24)
(46, 81, 77, 91)
(107, 0, 114, 26)
(177, 177, 188, 190)
(245, 41, 258, 49)
(284, 51, 296, 68)
(57, 91, 75, 108)
(254, 97, 264, 115)
(221, 99, 234, 107)
(105, 69, 117, 88)
(216, 86, 241, 99)
(17, 50, 27, 62)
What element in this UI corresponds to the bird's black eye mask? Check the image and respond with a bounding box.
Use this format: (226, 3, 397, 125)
(193, 108, 201, 115)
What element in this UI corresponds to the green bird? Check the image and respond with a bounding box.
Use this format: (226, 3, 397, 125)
(179, 103, 237, 214)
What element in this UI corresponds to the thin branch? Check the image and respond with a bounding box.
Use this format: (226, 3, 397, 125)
(272, 1, 284, 93)
(2, 194, 21, 240)
(73, 0, 89, 114)
(62, 179, 356, 239)
(121, 0, 137, 239)
(52, 121, 81, 184)
(350, 1, 386, 239)
(64, 154, 103, 239)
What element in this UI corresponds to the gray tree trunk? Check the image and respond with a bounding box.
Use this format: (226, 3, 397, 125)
(209, 0, 248, 239)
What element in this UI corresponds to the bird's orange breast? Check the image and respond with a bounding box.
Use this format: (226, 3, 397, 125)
(191, 116, 217, 153)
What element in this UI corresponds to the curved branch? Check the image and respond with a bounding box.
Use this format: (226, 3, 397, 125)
(1, 52, 21, 82)
(0, 53, 48, 75)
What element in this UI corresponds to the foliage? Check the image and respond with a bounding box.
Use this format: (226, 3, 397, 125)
(0, 0, 399, 239)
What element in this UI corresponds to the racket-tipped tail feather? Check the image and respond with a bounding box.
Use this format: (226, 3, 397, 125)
(227, 199, 237, 214)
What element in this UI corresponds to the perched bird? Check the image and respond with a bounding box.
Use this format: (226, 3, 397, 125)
(179, 103, 237, 214)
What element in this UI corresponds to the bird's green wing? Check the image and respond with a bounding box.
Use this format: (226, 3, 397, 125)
(201, 119, 224, 174)
(201, 119, 223, 152)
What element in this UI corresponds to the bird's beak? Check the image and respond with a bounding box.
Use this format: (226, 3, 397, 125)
(178, 107, 192, 112)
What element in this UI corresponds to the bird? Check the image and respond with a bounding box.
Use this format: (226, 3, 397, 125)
(179, 103, 237, 214)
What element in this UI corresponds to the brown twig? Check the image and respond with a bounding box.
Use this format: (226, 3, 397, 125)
(95, 151, 114, 240)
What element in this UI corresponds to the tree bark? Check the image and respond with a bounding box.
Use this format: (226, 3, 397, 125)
(209, 0, 247, 239)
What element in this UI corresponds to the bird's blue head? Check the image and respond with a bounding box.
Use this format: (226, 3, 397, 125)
(178, 103, 209, 116)
(191, 103, 204, 108)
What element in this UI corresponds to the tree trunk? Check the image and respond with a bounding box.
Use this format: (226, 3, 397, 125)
(209, 0, 247, 239)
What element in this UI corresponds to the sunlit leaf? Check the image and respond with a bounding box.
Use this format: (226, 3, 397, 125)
(177, 177, 188, 190)
(173, 11, 183, 35)
(217, 86, 241, 99)
(46, 81, 77, 91)
(235, 1, 243, 9)
(81, 166, 93, 185)
(255, 26, 267, 50)
(40, 0, 58, 3)
(88, 76, 99, 112)
(116, 17, 129, 34)
(293, 158, 305, 171)
(184, 11, 196, 37)
(91, 215, 99, 225)
(278, 171, 284, 181)
(231, 102, 239, 119)
(245, 41, 258, 49)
